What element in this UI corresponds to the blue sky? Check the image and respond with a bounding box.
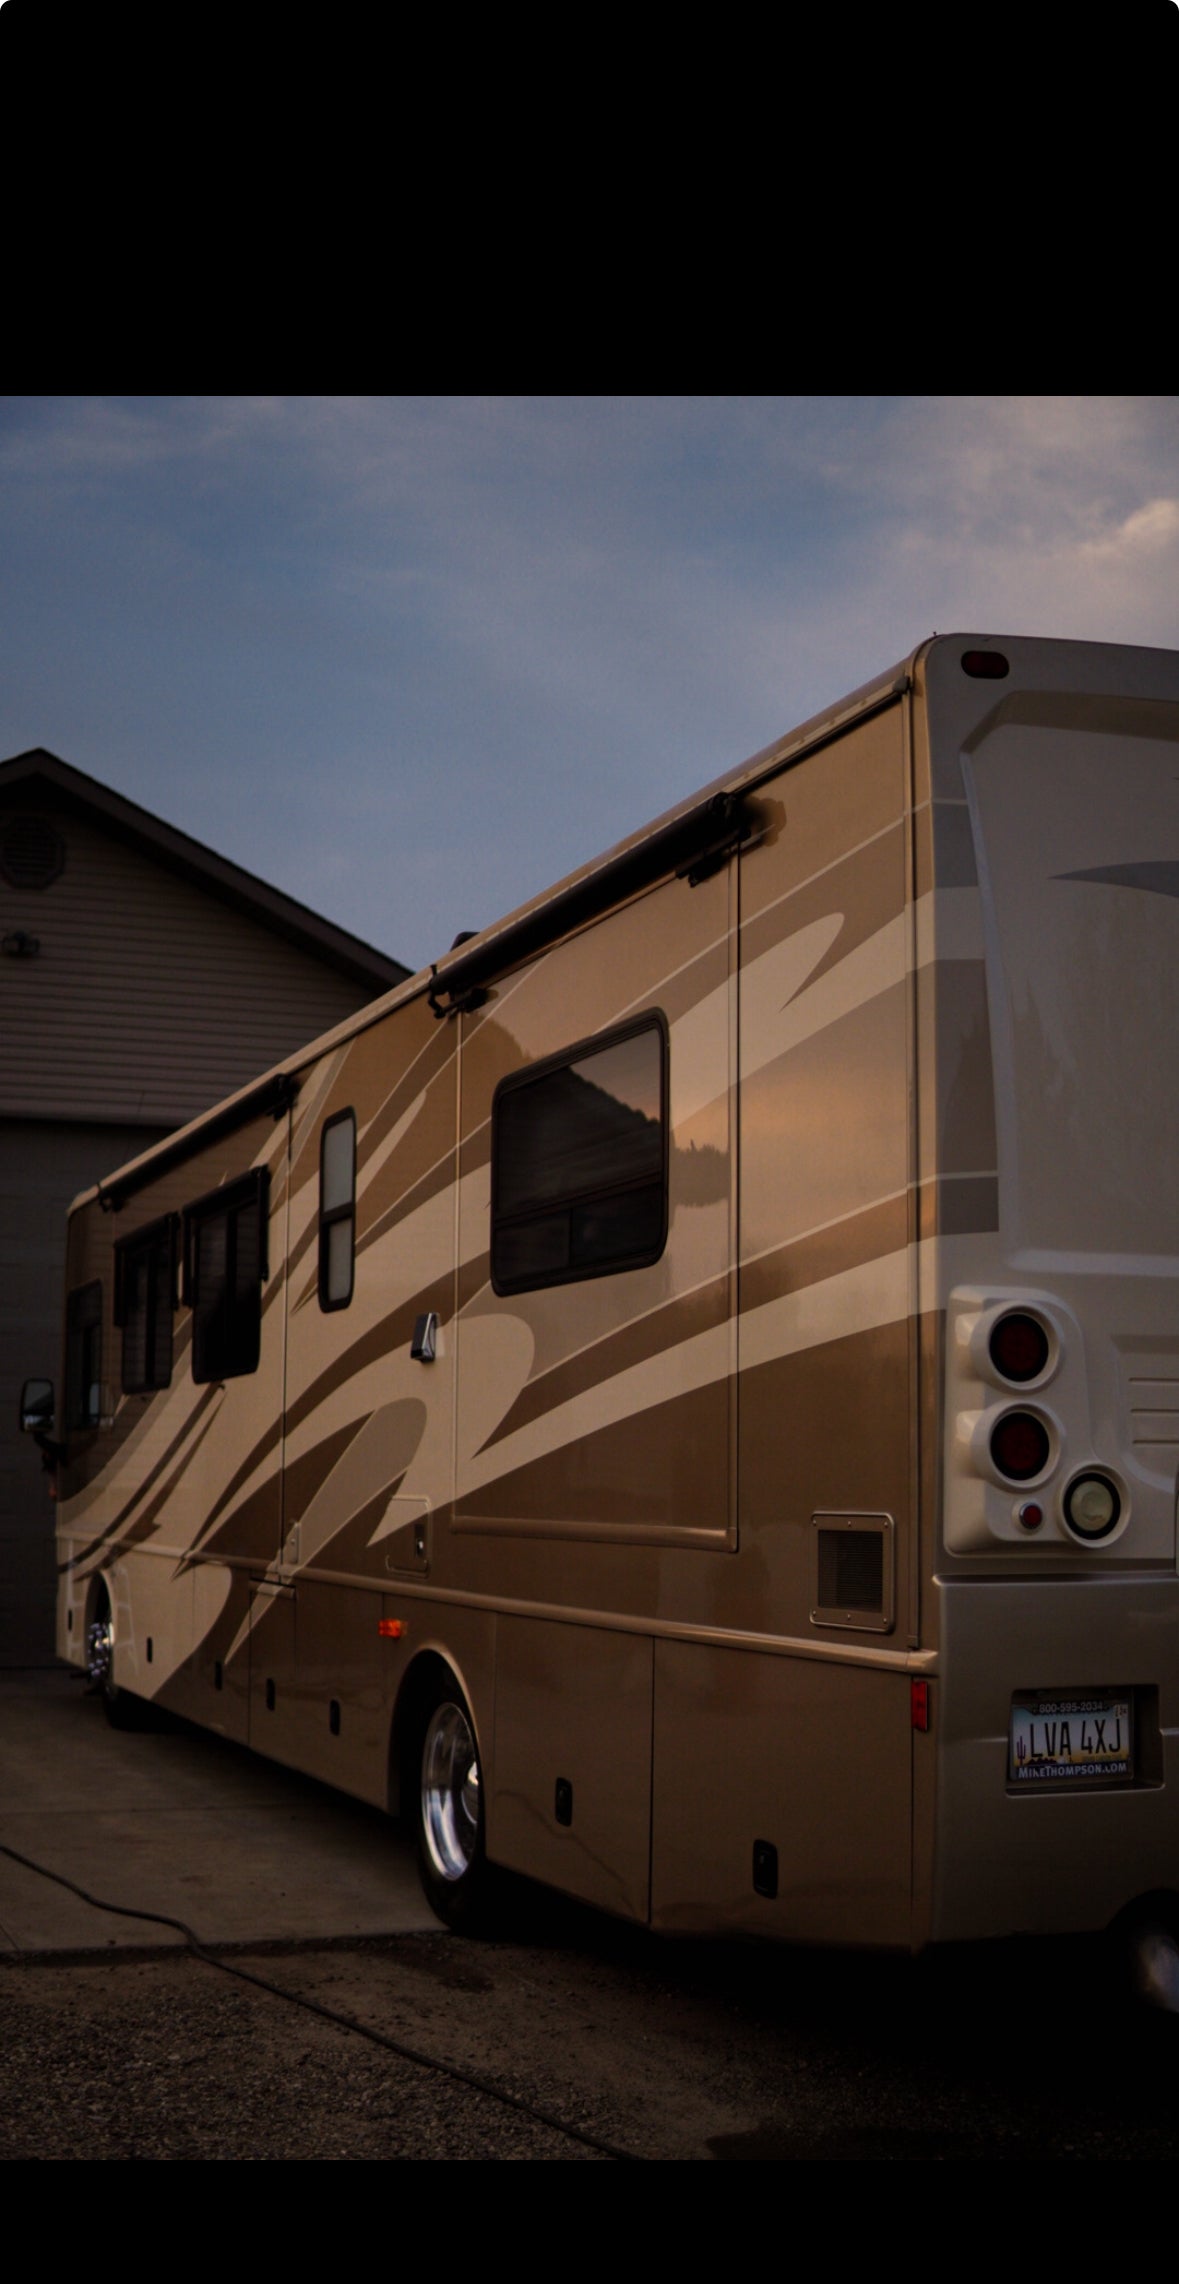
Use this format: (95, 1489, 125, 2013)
(1, 396, 1175, 974)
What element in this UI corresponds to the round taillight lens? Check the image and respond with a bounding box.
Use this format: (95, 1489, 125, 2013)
(988, 1310, 1050, 1385)
(990, 1410, 1051, 1482)
(1064, 1473, 1121, 1542)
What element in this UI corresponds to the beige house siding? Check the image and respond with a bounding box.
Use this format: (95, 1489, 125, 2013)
(0, 806, 393, 1127)
(0, 749, 409, 1661)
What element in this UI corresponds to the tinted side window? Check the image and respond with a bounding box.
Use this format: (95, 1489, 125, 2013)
(492, 1019, 667, 1294)
(115, 1217, 176, 1393)
(183, 1171, 269, 1384)
(318, 1111, 356, 1311)
(66, 1281, 103, 1430)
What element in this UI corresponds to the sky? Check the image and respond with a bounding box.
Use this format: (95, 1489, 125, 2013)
(1, 395, 1176, 977)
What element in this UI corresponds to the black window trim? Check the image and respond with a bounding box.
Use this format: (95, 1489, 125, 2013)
(65, 1278, 104, 1433)
(181, 1168, 270, 1385)
(318, 1108, 357, 1313)
(114, 1213, 178, 1394)
(490, 1011, 669, 1298)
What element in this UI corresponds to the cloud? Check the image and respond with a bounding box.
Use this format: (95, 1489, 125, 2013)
(1, 397, 1176, 968)
(1079, 496, 1179, 560)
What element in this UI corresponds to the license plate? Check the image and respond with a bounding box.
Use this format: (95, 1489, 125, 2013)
(1009, 1692, 1133, 1785)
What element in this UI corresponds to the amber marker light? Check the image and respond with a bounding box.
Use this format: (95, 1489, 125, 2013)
(378, 1618, 406, 1639)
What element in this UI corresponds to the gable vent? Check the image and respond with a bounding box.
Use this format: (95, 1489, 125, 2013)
(0, 813, 66, 890)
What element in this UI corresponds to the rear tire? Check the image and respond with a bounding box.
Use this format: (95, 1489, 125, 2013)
(415, 1677, 498, 1932)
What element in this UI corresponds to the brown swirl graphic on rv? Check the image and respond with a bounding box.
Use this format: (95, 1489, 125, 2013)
(60, 815, 919, 1612)
(278, 1400, 427, 1574)
(447, 1246, 913, 1531)
(1058, 862, 1179, 899)
(289, 1136, 459, 1317)
(283, 1276, 454, 1439)
(88, 1344, 204, 1523)
(186, 1471, 282, 1569)
(78, 941, 923, 1553)
(180, 1410, 286, 1559)
(62, 1136, 290, 1502)
(63, 1393, 225, 1571)
(60, 1310, 196, 1496)
(473, 1270, 735, 1458)
(336, 1014, 456, 1166)
(466, 1196, 911, 1468)
(281, 895, 927, 1534)
(286, 1036, 458, 1289)
(739, 818, 904, 978)
(917, 1174, 999, 1240)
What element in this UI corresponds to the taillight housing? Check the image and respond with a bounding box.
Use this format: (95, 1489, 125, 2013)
(989, 1409, 1053, 1484)
(988, 1310, 1051, 1385)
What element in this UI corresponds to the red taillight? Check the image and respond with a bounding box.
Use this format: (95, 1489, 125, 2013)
(962, 649, 1009, 678)
(911, 1678, 930, 1732)
(989, 1310, 1050, 1384)
(990, 1410, 1051, 1482)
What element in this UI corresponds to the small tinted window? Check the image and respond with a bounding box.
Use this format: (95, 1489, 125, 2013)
(66, 1281, 103, 1430)
(183, 1171, 269, 1384)
(318, 1111, 356, 1311)
(115, 1217, 176, 1393)
(492, 1019, 667, 1294)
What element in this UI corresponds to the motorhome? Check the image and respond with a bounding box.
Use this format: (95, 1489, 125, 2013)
(29, 631, 1179, 1953)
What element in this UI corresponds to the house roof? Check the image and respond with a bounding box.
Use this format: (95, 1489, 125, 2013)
(0, 747, 410, 994)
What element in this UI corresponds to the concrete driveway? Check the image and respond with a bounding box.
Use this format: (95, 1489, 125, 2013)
(0, 1666, 439, 1953)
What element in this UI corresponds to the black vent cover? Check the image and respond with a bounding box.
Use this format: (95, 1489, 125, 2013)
(0, 813, 65, 890)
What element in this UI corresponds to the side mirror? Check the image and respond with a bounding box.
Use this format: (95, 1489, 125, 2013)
(19, 1379, 55, 1435)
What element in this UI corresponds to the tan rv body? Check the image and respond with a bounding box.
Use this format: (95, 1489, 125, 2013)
(54, 634, 1179, 1950)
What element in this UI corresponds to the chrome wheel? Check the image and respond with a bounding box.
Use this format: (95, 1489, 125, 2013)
(86, 1606, 113, 1692)
(420, 1700, 481, 1883)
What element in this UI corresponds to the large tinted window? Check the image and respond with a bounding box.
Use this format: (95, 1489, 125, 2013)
(492, 1019, 667, 1294)
(183, 1171, 269, 1383)
(116, 1217, 176, 1392)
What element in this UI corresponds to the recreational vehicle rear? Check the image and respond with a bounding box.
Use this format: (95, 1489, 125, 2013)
(32, 631, 1179, 1953)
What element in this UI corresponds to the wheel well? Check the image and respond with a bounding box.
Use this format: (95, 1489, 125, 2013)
(84, 1571, 112, 1640)
(389, 1650, 459, 1818)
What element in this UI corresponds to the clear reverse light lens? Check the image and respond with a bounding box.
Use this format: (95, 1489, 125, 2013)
(1064, 1474, 1121, 1541)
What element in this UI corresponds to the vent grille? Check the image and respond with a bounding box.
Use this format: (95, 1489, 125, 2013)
(1127, 1376, 1179, 1458)
(811, 1512, 895, 1634)
(0, 813, 65, 890)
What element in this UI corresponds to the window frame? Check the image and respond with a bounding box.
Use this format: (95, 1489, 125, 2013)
(490, 1012, 669, 1298)
(318, 1109, 357, 1313)
(65, 1280, 104, 1432)
(114, 1214, 177, 1394)
(182, 1168, 270, 1385)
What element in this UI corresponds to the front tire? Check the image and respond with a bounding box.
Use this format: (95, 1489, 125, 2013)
(415, 1679, 498, 1932)
(86, 1587, 151, 1731)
